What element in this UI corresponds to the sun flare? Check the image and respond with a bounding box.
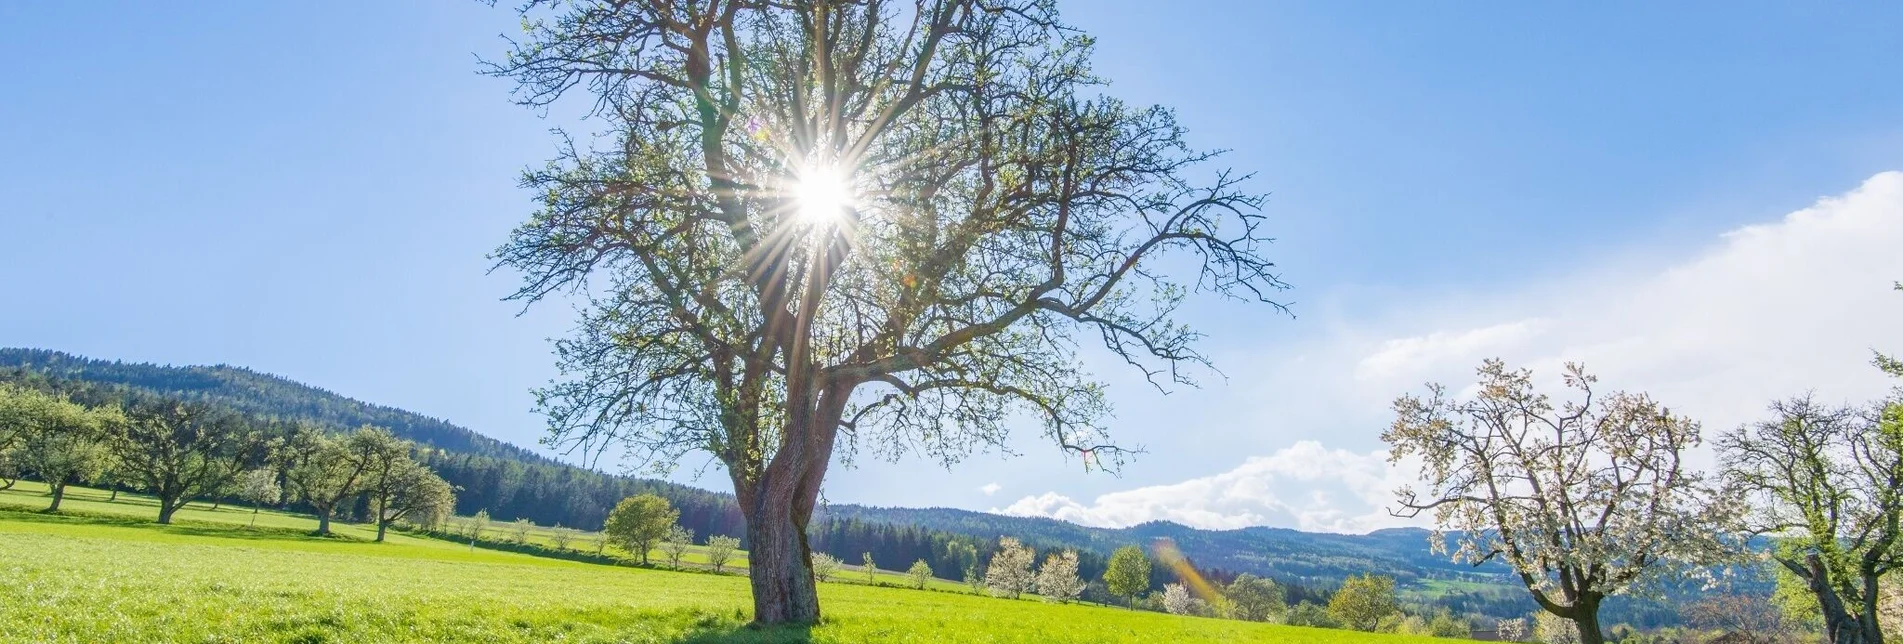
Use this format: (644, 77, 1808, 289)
(792, 164, 853, 226)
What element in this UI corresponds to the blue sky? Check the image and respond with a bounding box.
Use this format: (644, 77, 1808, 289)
(5, 2, 1902, 532)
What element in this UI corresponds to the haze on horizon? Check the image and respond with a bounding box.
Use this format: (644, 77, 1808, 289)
(4, 1, 1902, 535)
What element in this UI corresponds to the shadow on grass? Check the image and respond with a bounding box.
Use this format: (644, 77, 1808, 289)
(675, 623, 814, 644)
(0, 507, 366, 543)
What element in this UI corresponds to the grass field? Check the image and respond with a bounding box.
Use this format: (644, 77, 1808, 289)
(0, 482, 1478, 643)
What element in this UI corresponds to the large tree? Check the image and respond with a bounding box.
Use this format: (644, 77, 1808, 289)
(1720, 396, 1903, 644)
(367, 459, 456, 541)
(18, 397, 119, 512)
(603, 493, 679, 564)
(115, 399, 266, 524)
(287, 427, 408, 536)
(484, 0, 1283, 624)
(1383, 360, 1738, 644)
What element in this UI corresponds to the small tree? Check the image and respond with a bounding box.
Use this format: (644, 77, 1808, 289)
(509, 518, 533, 544)
(1104, 545, 1153, 609)
(985, 537, 1037, 599)
(551, 525, 577, 551)
(964, 563, 984, 595)
(468, 509, 490, 540)
(1327, 573, 1399, 632)
(861, 552, 878, 584)
(1034, 550, 1084, 603)
(1497, 617, 1528, 641)
(705, 535, 739, 574)
(1223, 573, 1285, 622)
(589, 530, 607, 556)
(659, 525, 693, 567)
(236, 469, 280, 528)
(368, 460, 455, 541)
(602, 493, 677, 565)
(810, 552, 843, 583)
(115, 399, 266, 525)
(17, 397, 117, 512)
(1162, 583, 1196, 615)
(1534, 611, 1581, 644)
(1286, 601, 1338, 628)
(1681, 591, 1794, 644)
(1385, 360, 1737, 644)
(907, 560, 933, 590)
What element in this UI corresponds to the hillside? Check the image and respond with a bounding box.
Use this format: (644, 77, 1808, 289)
(1, 347, 1688, 625)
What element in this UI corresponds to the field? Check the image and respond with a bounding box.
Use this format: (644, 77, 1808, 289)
(0, 483, 1476, 643)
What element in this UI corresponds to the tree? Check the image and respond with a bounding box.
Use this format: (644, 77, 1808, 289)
(1720, 396, 1903, 644)
(1877, 282, 1902, 378)
(1104, 545, 1152, 609)
(1497, 617, 1528, 641)
(862, 552, 878, 584)
(484, 0, 1286, 625)
(1162, 583, 1196, 615)
(351, 429, 438, 542)
(511, 518, 534, 544)
(602, 493, 678, 564)
(467, 509, 490, 540)
(1681, 591, 1795, 644)
(1034, 550, 1084, 603)
(368, 460, 455, 541)
(1222, 573, 1284, 622)
(115, 399, 265, 524)
(985, 537, 1036, 599)
(811, 552, 843, 583)
(907, 559, 932, 590)
(1327, 573, 1398, 632)
(706, 535, 740, 574)
(589, 530, 608, 556)
(236, 469, 280, 528)
(1534, 611, 1581, 644)
(551, 525, 577, 551)
(1286, 601, 1338, 628)
(1384, 360, 1737, 644)
(16, 395, 117, 511)
(660, 525, 694, 568)
(285, 429, 388, 536)
(964, 563, 983, 594)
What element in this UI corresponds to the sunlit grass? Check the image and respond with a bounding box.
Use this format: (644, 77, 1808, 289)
(0, 483, 1477, 643)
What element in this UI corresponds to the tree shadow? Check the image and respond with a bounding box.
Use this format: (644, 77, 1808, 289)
(674, 623, 813, 644)
(0, 508, 362, 543)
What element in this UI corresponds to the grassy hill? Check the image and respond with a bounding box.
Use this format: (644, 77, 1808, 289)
(0, 482, 1479, 643)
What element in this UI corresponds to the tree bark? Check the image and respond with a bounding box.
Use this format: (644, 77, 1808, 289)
(1572, 598, 1605, 644)
(376, 521, 388, 542)
(744, 500, 820, 625)
(157, 497, 180, 524)
(108, 485, 118, 501)
(47, 482, 65, 511)
(317, 511, 332, 536)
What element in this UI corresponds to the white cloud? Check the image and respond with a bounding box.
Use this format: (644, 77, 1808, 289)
(1003, 171, 1903, 534)
(996, 441, 1421, 533)
(979, 482, 1002, 496)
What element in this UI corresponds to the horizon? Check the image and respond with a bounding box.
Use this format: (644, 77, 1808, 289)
(5, 0, 1903, 537)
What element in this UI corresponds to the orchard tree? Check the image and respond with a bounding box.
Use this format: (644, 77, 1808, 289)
(907, 559, 932, 590)
(861, 552, 878, 584)
(1383, 360, 1738, 644)
(236, 469, 280, 528)
(551, 525, 578, 551)
(1162, 583, 1196, 615)
(1327, 573, 1398, 632)
(1721, 396, 1903, 644)
(603, 493, 678, 564)
(1104, 545, 1152, 609)
(115, 400, 266, 524)
(484, 0, 1285, 624)
(1034, 550, 1084, 603)
(16, 395, 119, 511)
(1223, 573, 1285, 622)
(1497, 617, 1528, 642)
(985, 537, 1036, 599)
(368, 460, 456, 541)
(660, 525, 694, 567)
(286, 429, 394, 536)
(811, 552, 843, 582)
(706, 534, 741, 573)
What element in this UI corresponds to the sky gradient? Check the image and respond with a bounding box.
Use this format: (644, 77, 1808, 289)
(5, 2, 1902, 532)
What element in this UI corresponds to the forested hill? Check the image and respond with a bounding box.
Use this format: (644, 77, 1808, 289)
(0, 348, 538, 461)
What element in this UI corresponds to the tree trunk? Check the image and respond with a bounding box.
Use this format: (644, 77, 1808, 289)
(108, 485, 118, 501)
(744, 501, 820, 625)
(250, 507, 260, 528)
(47, 482, 65, 511)
(1572, 602, 1606, 644)
(317, 511, 332, 536)
(376, 521, 388, 542)
(157, 498, 180, 524)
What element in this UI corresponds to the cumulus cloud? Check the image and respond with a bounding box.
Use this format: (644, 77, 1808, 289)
(979, 482, 1002, 496)
(1002, 171, 1903, 534)
(996, 441, 1420, 533)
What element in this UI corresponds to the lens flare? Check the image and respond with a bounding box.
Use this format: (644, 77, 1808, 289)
(793, 164, 852, 226)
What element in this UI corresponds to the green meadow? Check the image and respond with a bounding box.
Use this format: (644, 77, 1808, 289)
(0, 483, 1475, 643)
